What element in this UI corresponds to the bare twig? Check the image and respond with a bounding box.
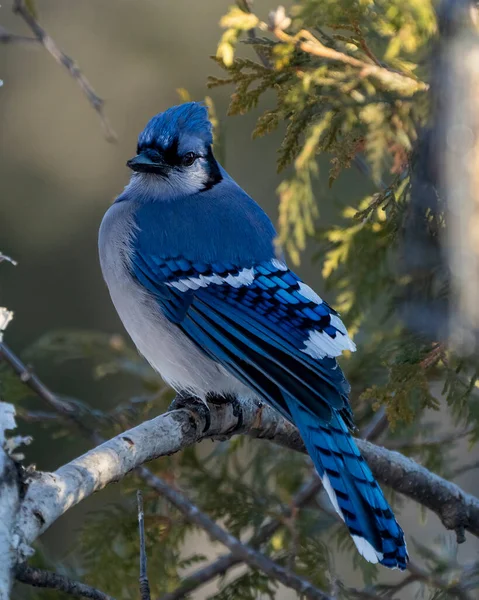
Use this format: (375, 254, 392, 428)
(12, 0, 117, 142)
(0, 25, 38, 44)
(0, 342, 74, 415)
(0, 253, 18, 266)
(139, 467, 331, 600)
(452, 460, 479, 479)
(406, 559, 474, 600)
(15, 564, 116, 600)
(137, 491, 150, 600)
(360, 407, 388, 441)
(350, 21, 383, 67)
(0, 341, 102, 442)
(159, 475, 322, 600)
(238, 0, 271, 67)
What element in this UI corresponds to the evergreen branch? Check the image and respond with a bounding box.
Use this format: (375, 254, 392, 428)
(0, 341, 103, 443)
(265, 25, 428, 95)
(15, 564, 116, 600)
(2, 337, 478, 586)
(237, 0, 271, 68)
(160, 408, 389, 599)
(11, 395, 479, 561)
(11, 0, 117, 142)
(158, 475, 322, 600)
(139, 467, 331, 600)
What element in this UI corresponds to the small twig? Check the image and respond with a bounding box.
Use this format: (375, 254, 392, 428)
(420, 342, 447, 369)
(361, 407, 388, 441)
(139, 467, 331, 600)
(386, 427, 473, 451)
(0, 341, 102, 443)
(12, 0, 117, 142)
(238, 0, 271, 68)
(0, 342, 75, 416)
(452, 459, 479, 479)
(406, 559, 474, 600)
(350, 21, 383, 67)
(15, 564, 116, 600)
(0, 252, 18, 266)
(0, 25, 38, 44)
(15, 409, 61, 423)
(137, 491, 150, 600)
(159, 475, 322, 600)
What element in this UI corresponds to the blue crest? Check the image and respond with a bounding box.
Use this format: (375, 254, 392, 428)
(138, 102, 213, 150)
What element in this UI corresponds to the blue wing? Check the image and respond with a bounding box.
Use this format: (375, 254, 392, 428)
(129, 249, 408, 570)
(130, 250, 355, 426)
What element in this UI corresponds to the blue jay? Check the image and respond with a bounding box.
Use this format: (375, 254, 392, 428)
(99, 102, 407, 570)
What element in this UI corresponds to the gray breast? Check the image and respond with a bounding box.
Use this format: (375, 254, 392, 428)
(98, 201, 253, 401)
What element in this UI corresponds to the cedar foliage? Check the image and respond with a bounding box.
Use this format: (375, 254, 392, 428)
(9, 1, 479, 599)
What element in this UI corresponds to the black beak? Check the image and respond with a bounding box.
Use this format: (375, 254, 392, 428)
(126, 151, 169, 175)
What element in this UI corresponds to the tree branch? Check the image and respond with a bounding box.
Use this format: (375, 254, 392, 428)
(263, 22, 428, 95)
(12, 0, 117, 142)
(11, 395, 479, 564)
(139, 467, 331, 600)
(0, 403, 22, 600)
(160, 409, 389, 600)
(137, 491, 151, 600)
(158, 475, 322, 600)
(0, 25, 37, 44)
(15, 564, 116, 600)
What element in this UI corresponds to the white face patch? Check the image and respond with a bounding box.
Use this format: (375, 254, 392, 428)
(352, 536, 384, 564)
(126, 157, 210, 201)
(166, 267, 255, 292)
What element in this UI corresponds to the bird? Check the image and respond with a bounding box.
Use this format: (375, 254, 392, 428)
(99, 101, 408, 570)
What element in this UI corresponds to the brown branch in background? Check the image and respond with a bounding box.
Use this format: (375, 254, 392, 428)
(159, 475, 322, 600)
(0, 342, 75, 416)
(2, 337, 476, 595)
(138, 466, 332, 600)
(2, 333, 328, 600)
(160, 407, 389, 600)
(0, 341, 102, 443)
(350, 21, 383, 67)
(15, 564, 116, 600)
(12, 0, 117, 142)
(238, 0, 271, 68)
(0, 253, 18, 266)
(137, 491, 151, 600)
(266, 24, 427, 95)
(0, 25, 38, 44)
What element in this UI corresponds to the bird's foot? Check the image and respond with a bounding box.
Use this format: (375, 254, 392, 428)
(205, 392, 244, 437)
(168, 392, 211, 433)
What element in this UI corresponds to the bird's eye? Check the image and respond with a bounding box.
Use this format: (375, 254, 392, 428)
(182, 152, 197, 167)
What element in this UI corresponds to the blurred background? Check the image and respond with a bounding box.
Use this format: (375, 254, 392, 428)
(1, 1, 478, 598)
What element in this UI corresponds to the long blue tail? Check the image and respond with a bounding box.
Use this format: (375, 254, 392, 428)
(284, 394, 408, 570)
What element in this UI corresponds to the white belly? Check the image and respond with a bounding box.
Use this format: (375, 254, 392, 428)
(98, 202, 253, 401)
(110, 279, 252, 400)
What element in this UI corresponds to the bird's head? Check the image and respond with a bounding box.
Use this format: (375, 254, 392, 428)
(126, 102, 222, 197)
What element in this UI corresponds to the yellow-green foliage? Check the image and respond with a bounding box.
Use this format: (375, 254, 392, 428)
(211, 1, 479, 447)
(212, 1, 432, 262)
(361, 363, 440, 430)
